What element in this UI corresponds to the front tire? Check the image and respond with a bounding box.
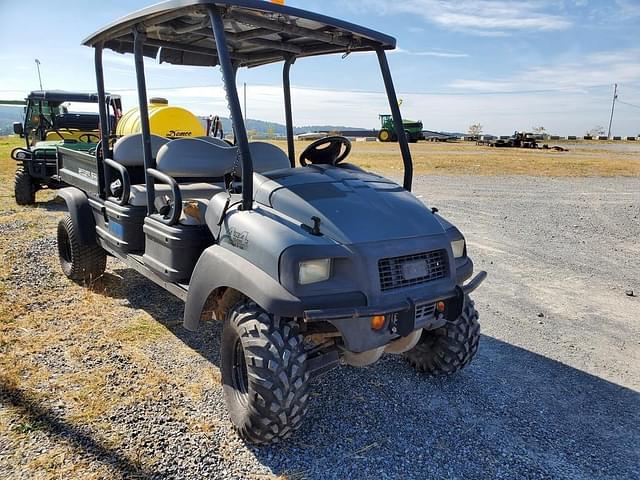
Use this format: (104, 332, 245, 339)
(404, 295, 480, 375)
(15, 168, 35, 205)
(221, 302, 310, 444)
(57, 214, 106, 283)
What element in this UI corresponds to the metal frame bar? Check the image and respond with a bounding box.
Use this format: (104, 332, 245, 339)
(283, 56, 296, 167)
(227, 10, 352, 47)
(133, 28, 157, 214)
(209, 6, 253, 210)
(94, 45, 109, 199)
(376, 48, 412, 191)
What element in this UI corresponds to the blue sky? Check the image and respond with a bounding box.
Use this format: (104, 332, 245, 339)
(1, 0, 639, 135)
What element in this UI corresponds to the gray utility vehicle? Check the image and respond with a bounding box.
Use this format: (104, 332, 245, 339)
(57, 0, 486, 444)
(12, 90, 121, 205)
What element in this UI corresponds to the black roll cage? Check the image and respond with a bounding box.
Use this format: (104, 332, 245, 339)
(90, 2, 413, 211)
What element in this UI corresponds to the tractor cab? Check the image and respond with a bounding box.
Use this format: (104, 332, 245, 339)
(10, 90, 122, 205)
(15, 90, 122, 147)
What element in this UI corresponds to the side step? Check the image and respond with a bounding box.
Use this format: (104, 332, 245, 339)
(100, 244, 189, 302)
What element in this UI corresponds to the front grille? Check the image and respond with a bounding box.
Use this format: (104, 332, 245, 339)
(378, 250, 448, 292)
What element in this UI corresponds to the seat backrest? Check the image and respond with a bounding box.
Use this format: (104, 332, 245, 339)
(54, 113, 101, 130)
(113, 133, 169, 166)
(243, 142, 291, 174)
(156, 137, 237, 178)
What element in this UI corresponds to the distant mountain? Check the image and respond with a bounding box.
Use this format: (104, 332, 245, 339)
(213, 117, 364, 136)
(0, 106, 23, 135)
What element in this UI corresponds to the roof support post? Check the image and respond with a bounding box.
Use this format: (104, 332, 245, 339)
(283, 56, 296, 167)
(94, 44, 109, 199)
(133, 28, 156, 214)
(376, 48, 412, 191)
(208, 6, 253, 211)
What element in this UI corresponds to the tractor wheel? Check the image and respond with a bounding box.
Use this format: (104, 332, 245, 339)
(404, 295, 480, 375)
(14, 168, 35, 205)
(221, 302, 310, 444)
(57, 214, 107, 283)
(378, 129, 392, 142)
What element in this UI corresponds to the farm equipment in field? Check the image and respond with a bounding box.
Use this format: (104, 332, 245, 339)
(483, 131, 568, 151)
(10, 90, 122, 205)
(377, 114, 424, 143)
(490, 131, 538, 148)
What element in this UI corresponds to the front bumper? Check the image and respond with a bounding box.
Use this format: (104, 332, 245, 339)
(303, 271, 487, 352)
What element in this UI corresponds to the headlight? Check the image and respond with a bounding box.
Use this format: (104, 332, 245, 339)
(451, 239, 465, 258)
(298, 258, 331, 285)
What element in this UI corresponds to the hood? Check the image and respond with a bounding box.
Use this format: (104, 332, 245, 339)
(254, 165, 445, 245)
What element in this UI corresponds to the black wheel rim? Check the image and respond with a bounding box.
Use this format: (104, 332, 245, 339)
(232, 338, 249, 404)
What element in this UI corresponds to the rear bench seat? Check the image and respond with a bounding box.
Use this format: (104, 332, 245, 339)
(111, 135, 291, 224)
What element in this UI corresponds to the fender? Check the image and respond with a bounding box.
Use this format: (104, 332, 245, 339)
(184, 245, 304, 331)
(57, 187, 97, 246)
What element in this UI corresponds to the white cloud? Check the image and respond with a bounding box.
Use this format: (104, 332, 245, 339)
(450, 48, 640, 92)
(615, 0, 640, 17)
(106, 77, 639, 137)
(348, 0, 571, 35)
(412, 51, 469, 58)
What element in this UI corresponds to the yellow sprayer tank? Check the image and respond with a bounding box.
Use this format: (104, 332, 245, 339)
(116, 97, 205, 138)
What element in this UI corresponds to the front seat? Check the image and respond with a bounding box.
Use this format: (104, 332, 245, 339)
(242, 142, 291, 174)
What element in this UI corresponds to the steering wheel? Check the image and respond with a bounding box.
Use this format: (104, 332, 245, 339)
(299, 136, 351, 166)
(79, 133, 101, 143)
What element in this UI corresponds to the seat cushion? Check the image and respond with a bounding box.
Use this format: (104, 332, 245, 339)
(156, 138, 237, 178)
(128, 182, 224, 207)
(113, 133, 169, 166)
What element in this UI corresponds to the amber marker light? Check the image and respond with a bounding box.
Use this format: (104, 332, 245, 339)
(371, 315, 386, 330)
(436, 301, 446, 313)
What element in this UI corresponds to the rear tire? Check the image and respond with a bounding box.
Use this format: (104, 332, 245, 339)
(221, 302, 310, 444)
(14, 168, 35, 205)
(57, 214, 106, 283)
(404, 295, 480, 375)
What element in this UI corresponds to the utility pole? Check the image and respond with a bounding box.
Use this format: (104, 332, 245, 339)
(34, 59, 43, 90)
(607, 83, 617, 139)
(243, 82, 247, 120)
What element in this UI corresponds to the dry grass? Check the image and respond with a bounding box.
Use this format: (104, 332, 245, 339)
(274, 139, 640, 177)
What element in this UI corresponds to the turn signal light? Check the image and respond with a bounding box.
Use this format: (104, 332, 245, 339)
(436, 301, 446, 312)
(371, 315, 386, 330)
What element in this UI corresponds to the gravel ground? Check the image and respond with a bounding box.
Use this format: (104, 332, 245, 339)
(1, 175, 639, 479)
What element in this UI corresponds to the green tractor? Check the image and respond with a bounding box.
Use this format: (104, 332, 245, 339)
(9, 90, 121, 205)
(377, 114, 424, 143)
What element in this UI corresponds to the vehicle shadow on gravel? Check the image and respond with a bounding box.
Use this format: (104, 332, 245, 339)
(0, 385, 155, 478)
(99, 268, 640, 479)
